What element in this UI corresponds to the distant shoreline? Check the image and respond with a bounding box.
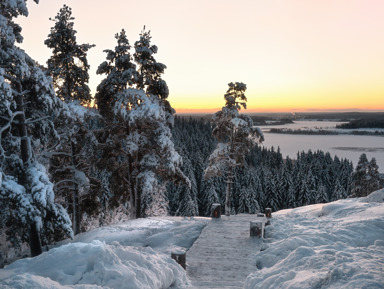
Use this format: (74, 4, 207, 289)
(267, 128, 384, 136)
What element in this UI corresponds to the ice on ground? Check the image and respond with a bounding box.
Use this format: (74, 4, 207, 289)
(245, 189, 384, 289)
(0, 217, 207, 289)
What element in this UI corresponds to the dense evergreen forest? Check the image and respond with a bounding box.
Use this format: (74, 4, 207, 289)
(168, 116, 357, 216)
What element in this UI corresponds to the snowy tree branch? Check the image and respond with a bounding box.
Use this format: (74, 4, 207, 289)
(26, 116, 51, 125)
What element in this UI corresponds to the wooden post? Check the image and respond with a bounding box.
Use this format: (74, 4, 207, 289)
(250, 221, 263, 238)
(265, 208, 272, 218)
(171, 250, 186, 270)
(211, 203, 221, 218)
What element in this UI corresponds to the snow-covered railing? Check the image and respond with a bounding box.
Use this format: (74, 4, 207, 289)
(171, 249, 186, 270)
(250, 208, 272, 238)
(211, 203, 221, 218)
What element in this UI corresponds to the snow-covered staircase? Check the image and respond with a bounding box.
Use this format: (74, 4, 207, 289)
(186, 214, 264, 288)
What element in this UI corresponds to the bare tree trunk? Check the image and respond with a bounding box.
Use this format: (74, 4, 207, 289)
(134, 154, 141, 219)
(135, 178, 141, 218)
(29, 222, 42, 257)
(225, 125, 235, 216)
(14, 86, 43, 257)
(70, 141, 80, 235)
(225, 170, 233, 216)
(14, 93, 29, 165)
(128, 156, 136, 218)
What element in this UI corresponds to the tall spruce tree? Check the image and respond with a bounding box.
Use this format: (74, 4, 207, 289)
(96, 28, 188, 218)
(45, 4, 94, 105)
(133, 26, 168, 101)
(204, 82, 263, 216)
(128, 27, 187, 217)
(45, 5, 97, 235)
(95, 29, 137, 119)
(94, 29, 138, 219)
(0, 0, 72, 257)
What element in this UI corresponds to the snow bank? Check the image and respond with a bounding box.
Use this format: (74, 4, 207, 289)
(245, 189, 384, 289)
(0, 217, 207, 289)
(1, 241, 186, 289)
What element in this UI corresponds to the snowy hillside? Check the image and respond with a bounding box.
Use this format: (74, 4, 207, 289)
(1, 190, 383, 289)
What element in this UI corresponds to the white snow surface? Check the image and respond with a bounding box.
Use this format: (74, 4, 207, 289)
(0, 217, 207, 289)
(1, 190, 383, 289)
(245, 188, 384, 289)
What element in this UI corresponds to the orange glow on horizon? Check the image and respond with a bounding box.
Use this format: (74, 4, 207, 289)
(171, 89, 384, 114)
(174, 106, 384, 115)
(16, 0, 384, 115)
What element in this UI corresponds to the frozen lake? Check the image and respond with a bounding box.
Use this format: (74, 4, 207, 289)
(259, 121, 384, 172)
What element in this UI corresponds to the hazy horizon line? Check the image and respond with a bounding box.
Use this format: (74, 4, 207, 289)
(175, 108, 384, 115)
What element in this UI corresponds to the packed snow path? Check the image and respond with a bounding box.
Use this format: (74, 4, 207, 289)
(186, 214, 264, 288)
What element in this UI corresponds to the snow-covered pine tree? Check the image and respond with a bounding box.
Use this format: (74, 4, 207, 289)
(200, 177, 221, 216)
(316, 183, 329, 203)
(96, 28, 188, 218)
(0, 0, 72, 257)
(263, 170, 280, 212)
(126, 28, 188, 218)
(173, 153, 198, 216)
(44, 6, 98, 234)
(47, 103, 101, 235)
(237, 185, 250, 214)
(133, 26, 168, 101)
(340, 159, 353, 196)
(351, 153, 370, 197)
(332, 179, 346, 201)
(94, 29, 138, 219)
(281, 157, 295, 208)
(204, 82, 264, 216)
(95, 29, 137, 119)
(367, 158, 382, 193)
(247, 172, 261, 213)
(237, 169, 260, 214)
(115, 87, 188, 217)
(45, 4, 94, 105)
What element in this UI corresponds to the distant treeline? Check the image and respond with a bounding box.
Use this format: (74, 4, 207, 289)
(269, 128, 338, 135)
(336, 118, 384, 129)
(250, 117, 294, 126)
(269, 128, 384, 136)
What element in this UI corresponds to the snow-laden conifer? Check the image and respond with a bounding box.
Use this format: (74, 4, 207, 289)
(204, 82, 263, 216)
(351, 154, 383, 197)
(46, 102, 101, 235)
(95, 28, 188, 218)
(95, 29, 136, 119)
(45, 5, 94, 105)
(0, 0, 72, 257)
(114, 88, 188, 217)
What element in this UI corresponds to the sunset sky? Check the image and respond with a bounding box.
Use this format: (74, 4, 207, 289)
(17, 0, 384, 113)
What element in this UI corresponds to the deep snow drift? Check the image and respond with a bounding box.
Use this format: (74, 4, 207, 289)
(245, 189, 384, 289)
(0, 218, 207, 289)
(0, 190, 383, 289)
